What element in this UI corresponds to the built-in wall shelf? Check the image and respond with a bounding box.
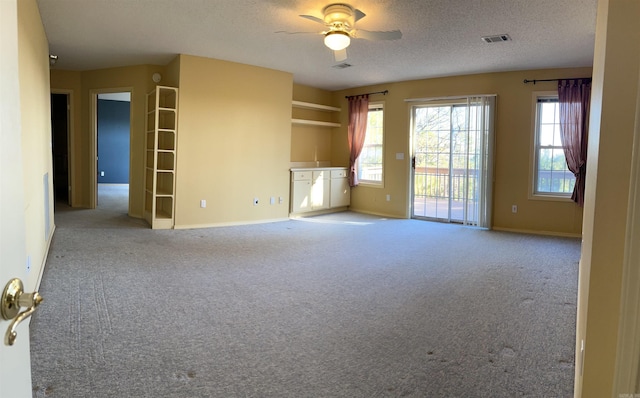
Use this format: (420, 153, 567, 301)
(292, 100, 341, 112)
(291, 118, 341, 128)
(291, 100, 341, 128)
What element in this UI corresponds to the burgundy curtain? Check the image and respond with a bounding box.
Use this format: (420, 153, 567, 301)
(347, 94, 369, 187)
(558, 79, 591, 206)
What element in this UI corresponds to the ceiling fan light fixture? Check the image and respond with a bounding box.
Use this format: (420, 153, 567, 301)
(324, 31, 351, 51)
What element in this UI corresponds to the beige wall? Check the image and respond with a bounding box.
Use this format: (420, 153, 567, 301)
(164, 56, 180, 88)
(331, 68, 591, 234)
(174, 55, 293, 227)
(18, 0, 54, 289)
(575, 0, 640, 396)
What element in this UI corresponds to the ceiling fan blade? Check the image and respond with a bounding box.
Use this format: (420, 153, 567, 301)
(275, 30, 319, 35)
(334, 48, 348, 62)
(355, 29, 403, 41)
(354, 9, 366, 22)
(299, 14, 325, 24)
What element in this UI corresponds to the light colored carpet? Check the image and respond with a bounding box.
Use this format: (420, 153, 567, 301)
(30, 186, 580, 397)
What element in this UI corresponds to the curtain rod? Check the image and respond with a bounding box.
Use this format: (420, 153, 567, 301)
(523, 77, 591, 85)
(405, 94, 497, 103)
(345, 90, 388, 99)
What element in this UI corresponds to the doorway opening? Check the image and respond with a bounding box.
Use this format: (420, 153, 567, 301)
(91, 90, 131, 213)
(50, 92, 71, 205)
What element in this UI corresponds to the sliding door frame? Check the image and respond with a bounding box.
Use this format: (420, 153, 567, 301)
(407, 95, 496, 228)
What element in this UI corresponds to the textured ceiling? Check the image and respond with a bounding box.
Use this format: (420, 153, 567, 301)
(36, 0, 598, 91)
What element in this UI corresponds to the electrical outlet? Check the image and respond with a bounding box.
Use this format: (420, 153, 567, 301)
(100, 171, 105, 177)
(270, 197, 275, 205)
(279, 196, 284, 204)
(386, 194, 391, 201)
(253, 197, 259, 206)
(200, 199, 206, 208)
(512, 205, 518, 213)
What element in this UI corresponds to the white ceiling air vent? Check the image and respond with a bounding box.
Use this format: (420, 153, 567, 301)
(332, 63, 353, 69)
(481, 34, 511, 43)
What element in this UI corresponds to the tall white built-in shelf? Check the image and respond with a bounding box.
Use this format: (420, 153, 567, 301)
(144, 86, 178, 229)
(291, 100, 341, 127)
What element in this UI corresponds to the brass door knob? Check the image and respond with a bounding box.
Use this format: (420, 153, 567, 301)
(1, 278, 43, 346)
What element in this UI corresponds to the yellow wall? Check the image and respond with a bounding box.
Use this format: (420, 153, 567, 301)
(174, 55, 293, 227)
(18, 0, 54, 289)
(164, 56, 180, 88)
(575, 0, 640, 396)
(332, 68, 591, 234)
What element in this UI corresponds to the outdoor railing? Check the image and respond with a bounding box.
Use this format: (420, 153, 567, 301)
(414, 167, 478, 200)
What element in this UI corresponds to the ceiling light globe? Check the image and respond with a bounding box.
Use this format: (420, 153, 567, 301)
(324, 32, 350, 51)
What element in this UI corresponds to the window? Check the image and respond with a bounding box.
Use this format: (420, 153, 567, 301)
(357, 103, 384, 185)
(532, 95, 575, 197)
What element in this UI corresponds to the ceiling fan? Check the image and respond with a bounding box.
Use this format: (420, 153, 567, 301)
(279, 3, 402, 62)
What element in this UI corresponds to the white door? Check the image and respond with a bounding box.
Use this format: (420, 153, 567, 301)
(1, 0, 34, 396)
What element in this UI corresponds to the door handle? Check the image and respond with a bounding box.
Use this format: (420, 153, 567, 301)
(1, 278, 43, 346)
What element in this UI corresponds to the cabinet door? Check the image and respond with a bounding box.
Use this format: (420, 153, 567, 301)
(311, 171, 330, 210)
(330, 177, 351, 207)
(291, 180, 312, 213)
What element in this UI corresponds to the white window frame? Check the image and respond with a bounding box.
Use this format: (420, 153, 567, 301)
(529, 91, 575, 202)
(357, 102, 385, 187)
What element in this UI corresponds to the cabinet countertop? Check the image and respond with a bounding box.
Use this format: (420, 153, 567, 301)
(290, 167, 348, 172)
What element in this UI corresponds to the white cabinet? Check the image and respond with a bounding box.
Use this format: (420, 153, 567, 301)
(310, 170, 330, 210)
(291, 171, 312, 213)
(330, 169, 350, 207)
(290, 167, 349, 215)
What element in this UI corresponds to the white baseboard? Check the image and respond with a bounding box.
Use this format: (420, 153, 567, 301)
(174, 217, 290, 230)
(35, 224, 55, 291)
(492, 226, 581, 238)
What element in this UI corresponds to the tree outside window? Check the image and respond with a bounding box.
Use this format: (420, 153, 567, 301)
(534, 97, 575, 196)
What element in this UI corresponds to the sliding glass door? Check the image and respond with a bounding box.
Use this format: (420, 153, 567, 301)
(411, 96, 495, 228)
